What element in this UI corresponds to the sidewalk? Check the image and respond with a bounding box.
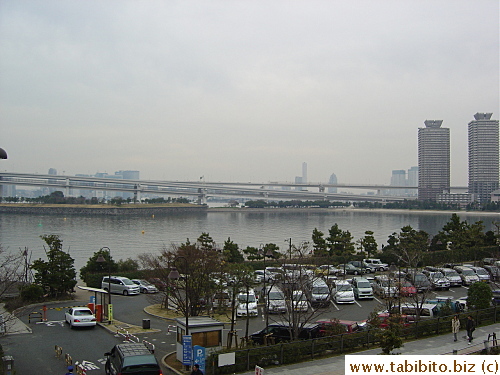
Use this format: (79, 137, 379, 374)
(238, 322, 500, 375)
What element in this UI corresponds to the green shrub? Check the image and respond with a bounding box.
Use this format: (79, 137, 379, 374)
(19, 283, 45, 302)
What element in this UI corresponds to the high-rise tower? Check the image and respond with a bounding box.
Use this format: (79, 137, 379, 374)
(418, 120, 450, 201)
(468, 113, 499, 203)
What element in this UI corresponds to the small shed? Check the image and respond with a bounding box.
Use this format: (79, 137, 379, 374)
(175, 316, 225, 363)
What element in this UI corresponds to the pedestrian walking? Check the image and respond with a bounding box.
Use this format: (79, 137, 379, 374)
(451, 315, 460, 342)
(465, 315, 475, 344)
(65, 365, 74, 375)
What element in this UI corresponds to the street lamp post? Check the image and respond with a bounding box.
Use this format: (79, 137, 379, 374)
(258, 245, 273, 329)
(168, 257, 189, 332)
(96, 246, 112, 323)
(168, 256, 189, 371)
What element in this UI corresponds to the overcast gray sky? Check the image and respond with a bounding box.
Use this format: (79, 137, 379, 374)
(1, 1, 498, 186)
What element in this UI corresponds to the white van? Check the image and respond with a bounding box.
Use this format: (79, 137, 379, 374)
(333, 280, 355, 304)
(102, 276, 140, 295)
(236, 289, 258, 317)
(264, 286, 287, 314)
(394, 303, 439, 320)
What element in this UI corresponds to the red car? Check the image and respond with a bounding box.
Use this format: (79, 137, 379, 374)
(376, 312, 413, 328)
(398, 280, 417, 296)
(317, 319, 365, 336)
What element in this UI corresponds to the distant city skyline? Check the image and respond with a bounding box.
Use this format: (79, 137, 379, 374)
(0, 1, 498, 185)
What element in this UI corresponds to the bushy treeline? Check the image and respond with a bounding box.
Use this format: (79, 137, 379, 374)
(244, 198, 499, 212)
(245, 200, 350, 208)
(0, 191, 191, 205)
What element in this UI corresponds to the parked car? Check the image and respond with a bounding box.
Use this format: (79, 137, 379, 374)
(212, 290, 231, 309)
(263, 286, 287, 314)
(363, 259, 389, 272)
(148, 278, 168, 291)
(102, 276, 140, 295)
(254, 270, 265, 283)
(373, 275, 398, 298)
(290, 290, 310, 312)
(236, 289, 258, 317)
(348, 261, 374, 274)
(469, 266, 491, 282)
(453, 266, 480, 285)
(492, 289, 500, 305)
(390, 303, 440, 320)
(483, 265, 500, 281)
(374, 312, 413, 328)
(104, 342, 161, 375)
(131, 279, 159, 294)
(398, 280, 417, 297)
(316, 264, 343, 276)
(337, 264, 365, 275)
(422, 271, 450, 290)
(64, 307, 97, 329)
(405, 271, 431, 293)
(309, 279, 331, 307)
(350, 277, 374, 300)
(438, 268, 462, 287)
(250, 323, 322, 345)
(264, 267, 283, 281)
(332, 280, 355, 304)
(316, 319, 365, 335)
(425, 296, 463, 313)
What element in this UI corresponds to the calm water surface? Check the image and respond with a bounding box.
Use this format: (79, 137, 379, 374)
(0, 209, 498, 271)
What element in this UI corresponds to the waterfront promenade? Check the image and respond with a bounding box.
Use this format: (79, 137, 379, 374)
(237, 322, 500, 375)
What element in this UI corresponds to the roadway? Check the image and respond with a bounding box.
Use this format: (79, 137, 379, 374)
(0, 171, 423, 202)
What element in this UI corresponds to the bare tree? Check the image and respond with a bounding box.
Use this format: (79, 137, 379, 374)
(267, 242, 327, 340)
(389, 225, 433, 320)
(0, 245, 31, 334)
(139, 239, 222, 317)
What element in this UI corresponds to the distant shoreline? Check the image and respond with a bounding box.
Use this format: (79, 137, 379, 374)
(206, 206, 500, 216)
(0, 203, 207, 216)
(0, 203, 497, 217)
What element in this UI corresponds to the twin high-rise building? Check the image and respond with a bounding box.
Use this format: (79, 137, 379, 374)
(418, 120, 450, 201)
(468, 113, 499, 204)
(417, 113, 499, 203)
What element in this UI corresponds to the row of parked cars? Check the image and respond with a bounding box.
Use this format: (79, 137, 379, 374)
(101, 276, 160, 295)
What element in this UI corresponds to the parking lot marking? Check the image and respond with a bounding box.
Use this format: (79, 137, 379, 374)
(354, 301, 362, 307)
(75, 360, 100, 371)
(36, 320, 65, 327)
(330, 301, 340, 311)
(373, 297, 382, 304)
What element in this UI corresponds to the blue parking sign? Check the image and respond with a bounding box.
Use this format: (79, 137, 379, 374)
(193, 345, 205, 373)
(182, 335, 192, 366)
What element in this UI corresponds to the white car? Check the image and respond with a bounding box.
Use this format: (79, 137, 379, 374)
(236, 290, 258, 317)
(333, 280, 355, 304)
(131, 279, 159, 293)
(65, 307, 97, 328)
(290, 290, 310, 312)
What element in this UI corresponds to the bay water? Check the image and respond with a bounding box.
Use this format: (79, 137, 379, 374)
(0, 208, 498, 271)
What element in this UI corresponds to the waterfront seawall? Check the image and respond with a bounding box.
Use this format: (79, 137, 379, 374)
(0, 204, 207, 216)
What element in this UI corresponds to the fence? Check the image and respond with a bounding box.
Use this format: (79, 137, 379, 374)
(205, 306, 500, 375)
